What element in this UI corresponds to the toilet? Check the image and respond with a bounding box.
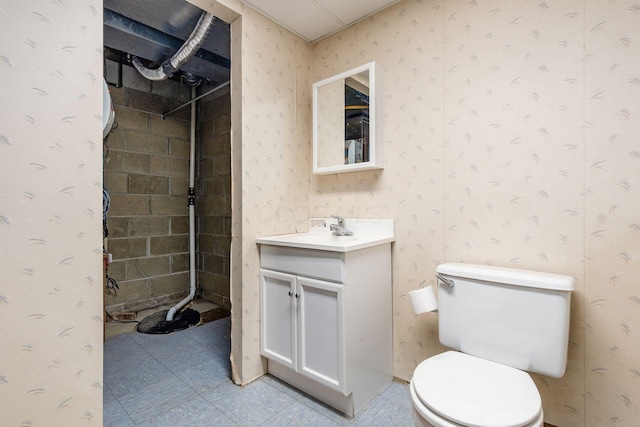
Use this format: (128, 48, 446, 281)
(410, 263, 575, 427)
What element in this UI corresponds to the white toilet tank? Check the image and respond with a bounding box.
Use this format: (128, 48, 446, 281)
(436, 263, 575, 378)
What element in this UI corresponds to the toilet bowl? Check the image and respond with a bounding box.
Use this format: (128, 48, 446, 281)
(410, 352, 543, 427)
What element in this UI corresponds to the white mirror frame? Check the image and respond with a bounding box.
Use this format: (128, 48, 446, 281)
(313, 61, 382, 175)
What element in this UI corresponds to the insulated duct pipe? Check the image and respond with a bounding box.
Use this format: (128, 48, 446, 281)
(132, 11, 216, 81)
(166, 86, 197, 321)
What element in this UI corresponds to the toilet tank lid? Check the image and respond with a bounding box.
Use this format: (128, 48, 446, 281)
(437, 263, 575, 291)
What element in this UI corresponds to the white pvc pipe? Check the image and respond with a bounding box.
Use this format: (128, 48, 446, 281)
(166, 86, 198, 321)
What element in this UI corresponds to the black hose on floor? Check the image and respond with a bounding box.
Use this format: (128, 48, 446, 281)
(136, 309, 200, 334)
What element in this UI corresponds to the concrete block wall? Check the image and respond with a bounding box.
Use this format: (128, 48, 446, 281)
(197, 85, 232, 309)
(104, 61, 194, 313)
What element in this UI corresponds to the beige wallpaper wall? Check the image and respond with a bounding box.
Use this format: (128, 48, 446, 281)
(0, 1, 104, 425)
(311, 0, 640, 426)
(584, 2, 640, 425)
(232, 6, 313, 384)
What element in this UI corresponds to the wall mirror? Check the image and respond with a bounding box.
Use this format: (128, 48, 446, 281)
(313, 61, 382, 175)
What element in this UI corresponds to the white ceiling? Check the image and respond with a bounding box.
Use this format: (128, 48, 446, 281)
(243, 0, 401, 43)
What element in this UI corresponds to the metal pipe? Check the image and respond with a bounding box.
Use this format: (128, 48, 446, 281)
(166, 86, 198, 322)
(161, 80, 230, 120)
(117, 52, 123, 88)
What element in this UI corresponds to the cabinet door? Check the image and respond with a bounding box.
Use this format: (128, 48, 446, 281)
(260, 269, 297, 370)
(297, 276, 345, 393)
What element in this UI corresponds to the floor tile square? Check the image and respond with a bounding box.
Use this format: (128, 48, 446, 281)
(174, 354, 232, 393)
(103, 397, 135, 427)
(205, 379, 297, 426)
(350, 395, 414, 427)
(175, 405, 241, 427)
(135, 394, 214, 427)
(259, 399, 342, 426)
(104, 357, 173, 399)
(380, 380, 412, 408)
(117, 375, 199, 424)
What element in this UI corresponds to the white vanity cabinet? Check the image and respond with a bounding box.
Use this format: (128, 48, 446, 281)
(261, 270, 345, 392)
(259, 242, 392, 417)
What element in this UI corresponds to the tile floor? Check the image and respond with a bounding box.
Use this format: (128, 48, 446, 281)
(104, 314, 414, 426)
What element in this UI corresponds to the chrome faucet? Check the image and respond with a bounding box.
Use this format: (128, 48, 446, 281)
(330, 215, 353, 236)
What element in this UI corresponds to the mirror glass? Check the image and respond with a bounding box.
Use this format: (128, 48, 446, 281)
(313, 62, 381, 175)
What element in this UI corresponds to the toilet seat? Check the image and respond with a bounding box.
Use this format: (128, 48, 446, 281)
(411, 351, 542, 427)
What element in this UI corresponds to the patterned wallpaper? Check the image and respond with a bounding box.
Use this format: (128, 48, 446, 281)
(311, 0, 640, 426)
(233, 5, 312, 384)
(0, 1, 104, 425)
(584, 1, 640, 425)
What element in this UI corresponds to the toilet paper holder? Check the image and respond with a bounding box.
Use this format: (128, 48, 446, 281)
(410, 283, 438, 314)
(435, 273, 454, 287)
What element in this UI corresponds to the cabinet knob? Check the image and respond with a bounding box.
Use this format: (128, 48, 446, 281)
(295, 293, 299, 298)
(288, 291, 293, 296)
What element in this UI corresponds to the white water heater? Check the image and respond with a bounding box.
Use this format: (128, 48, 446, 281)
(102, 79, 115, 138)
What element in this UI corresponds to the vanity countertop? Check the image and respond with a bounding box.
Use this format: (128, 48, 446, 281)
(256, 218, 395, 253)
(256, 232, 394, 252)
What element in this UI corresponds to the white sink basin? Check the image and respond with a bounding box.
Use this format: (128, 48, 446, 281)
(256, 232, 393, 252)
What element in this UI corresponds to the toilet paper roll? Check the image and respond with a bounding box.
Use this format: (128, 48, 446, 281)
(409, 286, 438, 314)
